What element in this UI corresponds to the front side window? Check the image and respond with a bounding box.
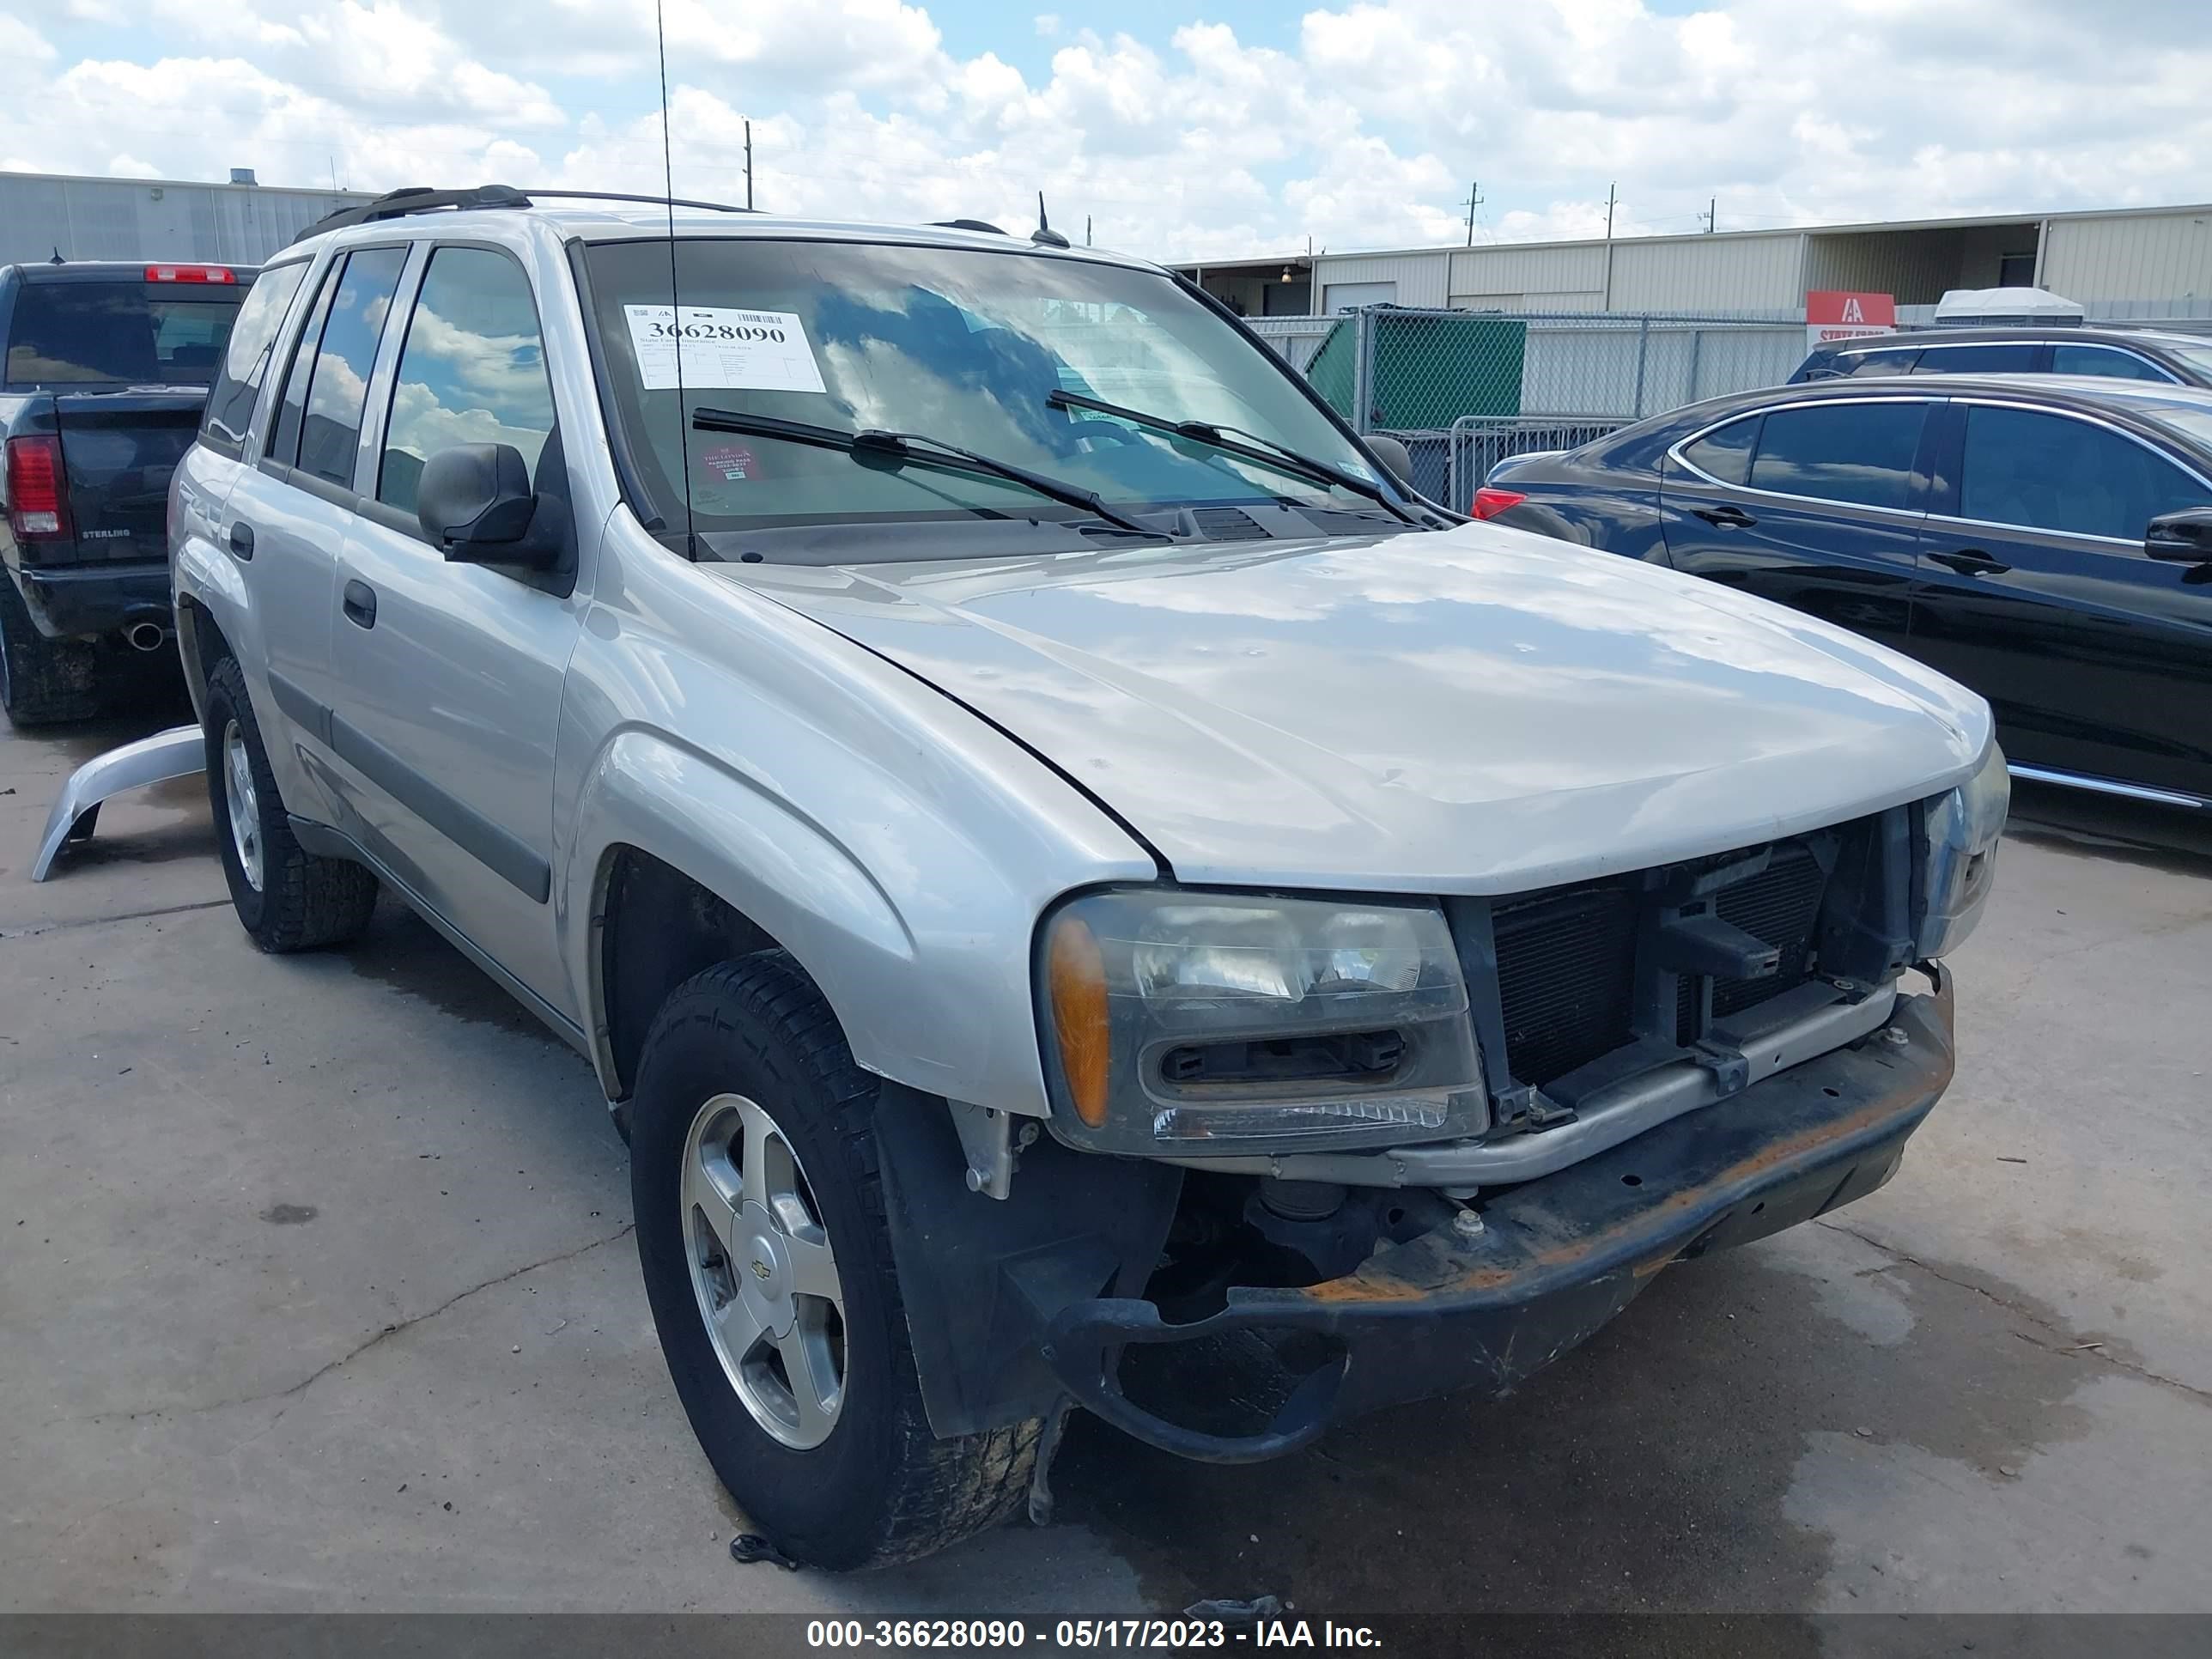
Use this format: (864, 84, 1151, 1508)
(2050, 343, 2173, 384)
(203, 262, 310, 453)
(296, 246, 410, 488)
(583, 238, 1381, 553)
(377, 247, 556, 514)
(1957, 405, 2209, 542)
(5, 282, 245, 386)
(1910, 343, 2038, 375)
(1747, 402, 1925, 510)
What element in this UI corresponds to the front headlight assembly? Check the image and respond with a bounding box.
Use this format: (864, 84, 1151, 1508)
(1036, 889, 1487, 1156)
(1917, 740, 2009, 957)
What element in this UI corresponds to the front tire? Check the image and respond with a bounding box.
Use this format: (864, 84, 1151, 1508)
(203, 656, 379, 952)
(631, 952, 1040, 1570)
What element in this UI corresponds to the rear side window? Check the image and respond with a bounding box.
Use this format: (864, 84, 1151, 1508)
(2051, 343, 2174, 384)
(1748, 402, 1924, 510)
(295, 246, 410, 488)
(1910, 343, 2038, 375)
(1957, 405, 2209, 541)
(1844, 347, 1922, 377)
(1680, 416, 1759, 485)
(376, 247, 556, 514)
(201, 263, 310, 456)
(4, 283, 245, 386)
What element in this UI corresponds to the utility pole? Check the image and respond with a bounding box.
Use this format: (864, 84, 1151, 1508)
(1462, 179, 1484, 246)
(1601, 182, 1619, 311)
(1700, 195, 1716, 234)
(1085, 215, 1092, 246)
(744, 119, 753, 210)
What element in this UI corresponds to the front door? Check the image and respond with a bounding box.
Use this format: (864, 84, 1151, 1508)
(1660, 396, 1936, 655)
(1908, 398, 2212, 801)
(327, 243, 580, 1012)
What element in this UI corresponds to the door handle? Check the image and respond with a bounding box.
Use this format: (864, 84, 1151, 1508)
(342, 579, 378, 629)
(228, 522, 255, 559)
(1928, 548, 2012, 576)
(1692, 504, 1757, 529)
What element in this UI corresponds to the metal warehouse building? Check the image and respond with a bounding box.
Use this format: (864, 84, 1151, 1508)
(1179, 202, 2212, 319)
(0, 169, 371, 268)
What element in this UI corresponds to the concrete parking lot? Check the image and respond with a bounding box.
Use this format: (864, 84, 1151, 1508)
(3, 698, 2208, 1628)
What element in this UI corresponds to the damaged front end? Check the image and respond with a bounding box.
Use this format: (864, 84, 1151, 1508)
(878, 775, 1992, 1464)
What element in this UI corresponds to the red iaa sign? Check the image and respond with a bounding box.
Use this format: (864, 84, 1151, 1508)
(1806, 290, 1897, 352)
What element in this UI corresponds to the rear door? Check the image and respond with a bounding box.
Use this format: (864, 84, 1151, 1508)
(327, 241, 578, 1009)
(1909, 398, 2212, 800)
(1660, 396, 1935, 653)
(221, 244, 411, 815)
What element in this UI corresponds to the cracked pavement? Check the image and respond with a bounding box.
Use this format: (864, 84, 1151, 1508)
(2, 705, 2207, 1625)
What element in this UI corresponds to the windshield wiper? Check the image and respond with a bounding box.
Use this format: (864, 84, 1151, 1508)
(1046, 389, 1420, 525)
(690, 408, 1167, 539)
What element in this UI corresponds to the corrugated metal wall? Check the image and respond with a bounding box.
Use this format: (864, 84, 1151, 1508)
(1312, 252, 1452, 311)
(0, 173, 368, 267)
(2041, 210, 2212, 302)
(1607, 232, 1803, 312)
(1446, 243, 1607, 307)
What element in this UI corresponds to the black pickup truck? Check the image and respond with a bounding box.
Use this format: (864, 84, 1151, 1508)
(1, 259, 250, 724)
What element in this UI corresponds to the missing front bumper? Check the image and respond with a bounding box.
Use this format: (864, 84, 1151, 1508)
(1019, 969, 1954, 1464)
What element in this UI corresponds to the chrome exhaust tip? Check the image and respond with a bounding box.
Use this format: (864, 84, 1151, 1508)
(125, 622, 170, 653)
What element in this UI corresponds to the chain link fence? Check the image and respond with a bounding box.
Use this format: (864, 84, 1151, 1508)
(1240, 307, 1801, 510)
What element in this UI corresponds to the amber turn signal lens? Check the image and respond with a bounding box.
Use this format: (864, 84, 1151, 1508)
(1047, 915, 1111, 1127)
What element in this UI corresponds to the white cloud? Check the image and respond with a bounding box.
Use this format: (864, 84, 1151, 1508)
(5, 0, 2212, 267)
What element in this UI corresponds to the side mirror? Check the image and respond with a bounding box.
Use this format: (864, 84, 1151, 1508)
(2145, 506, 2212, 565)
(416, 442, 556, 568)
(1364, 434, 1415, 493)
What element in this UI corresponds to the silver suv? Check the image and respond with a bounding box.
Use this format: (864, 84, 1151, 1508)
(168, 185, 2006, 1570)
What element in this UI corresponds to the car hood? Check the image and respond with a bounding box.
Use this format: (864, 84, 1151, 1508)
(720, 526, 1992, 893)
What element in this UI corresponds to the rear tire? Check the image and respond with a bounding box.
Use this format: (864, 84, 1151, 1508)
(631, 951, 1040, 1570)
(203, 655, 378, 952)
(0, 574, 98, 726)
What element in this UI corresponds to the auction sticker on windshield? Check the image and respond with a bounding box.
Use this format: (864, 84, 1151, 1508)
(623, 304, 828, 394)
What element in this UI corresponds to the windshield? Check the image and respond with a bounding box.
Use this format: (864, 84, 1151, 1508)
(5, 283, 245, 386)
(2158, 339, 2212, 383)
(582, 237, 1380, 539)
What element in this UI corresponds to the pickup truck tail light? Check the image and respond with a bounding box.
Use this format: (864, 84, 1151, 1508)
(1470, 487, 1526, 520)
(145, 264, 236, 283)
(5, 434, 70, 540)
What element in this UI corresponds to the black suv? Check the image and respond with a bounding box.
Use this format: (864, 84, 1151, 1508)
(1790, 325, 2212, 388)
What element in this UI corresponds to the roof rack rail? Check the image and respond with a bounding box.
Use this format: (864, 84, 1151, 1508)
(932, 219, 1008, 235)
(520, 188, 754, 216)
(295, 185, 531, 241)
(291, 184, 761, 247)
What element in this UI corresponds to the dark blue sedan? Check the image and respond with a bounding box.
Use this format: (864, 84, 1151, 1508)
(1477, 375, 2212, 811)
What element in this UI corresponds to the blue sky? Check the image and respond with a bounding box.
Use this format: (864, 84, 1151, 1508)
(2, 1, 2204, 263)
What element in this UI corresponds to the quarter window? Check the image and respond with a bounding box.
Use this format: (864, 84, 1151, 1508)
(2050, 343, 2174, 385)
(267, 267, 339, 467)
(376, 247, 556, 515)
(1681, 416, 1759, 486)
(1957, 405, 2209, 542)
(1747, 402, 1925, 510)
(203, 262, 309, 455)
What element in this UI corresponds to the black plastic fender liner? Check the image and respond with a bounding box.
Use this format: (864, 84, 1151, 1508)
(872, 1082, 1182, 1438)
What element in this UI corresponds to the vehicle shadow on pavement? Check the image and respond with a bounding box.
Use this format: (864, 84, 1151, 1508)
(1046, 1219, 2160, 1627)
